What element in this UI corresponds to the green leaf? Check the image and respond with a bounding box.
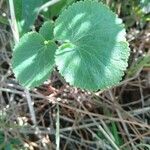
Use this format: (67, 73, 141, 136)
(48, 0, 67, 18)
(140, 0, 150, 14)
(0, 16, 9, 25)
(10, 138, 21, 145)
(43, 0, 76, 19)
(5, 144, 12, 150)
(12, 32, 57, 88)
(14, 0, 43, 36)
(39, 21, 54, 40)
(110, 122, 123, 146)
(0, 131, 4, 145)
(127, 55, 150, 77)
(54, 1, 130, 91)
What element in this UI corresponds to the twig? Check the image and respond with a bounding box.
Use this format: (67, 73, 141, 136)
(25, 89, 49, 150)
(129, 107, 150, 116)
(60, 134, 96, 150)
(80, 102, 120, 150)
(59, 102, 150, 129)
(120, 131, 150, 149)
(24, 89, 37, 125)
(86, 128, 113, 149)
(108, 90, 137, 150)
(138, 76, 145, 119)
(56, 103, 60, 150)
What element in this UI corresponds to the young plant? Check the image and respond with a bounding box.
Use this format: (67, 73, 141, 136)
(12, 1, 130, 91)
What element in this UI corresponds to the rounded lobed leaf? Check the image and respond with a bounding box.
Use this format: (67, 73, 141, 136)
(12, 32, 57, 88)
(54, 1, 130, 91)
(39, 21, 54, 40)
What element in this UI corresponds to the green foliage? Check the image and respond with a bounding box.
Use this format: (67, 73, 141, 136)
(0, 131, 22, 150)
(0, 16, 8, 25)
(0, 131, 4, 145)
(14, 0, 43, 36)
(140, 0, 150, 14)
(104, 0, 150, 26)
(127, 55, 150, 77)
(12, 1, 130, 91)
(12, 21, 57, 88)
(109, 122, 124, 146)
(39, 21, 54, 40)
(95, 122, 124, 148)
(49, 0, 75, 18)
(0, 112, 23, 150)
(54, 1, 130, 90)
(13, 0, 76, 36)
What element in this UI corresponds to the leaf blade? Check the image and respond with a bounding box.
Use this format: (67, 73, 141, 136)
(12, 32, 57, 88)
(39, 21, 54, 40)
(54, 1, 130, 91)
(14, 0, 43, 36)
